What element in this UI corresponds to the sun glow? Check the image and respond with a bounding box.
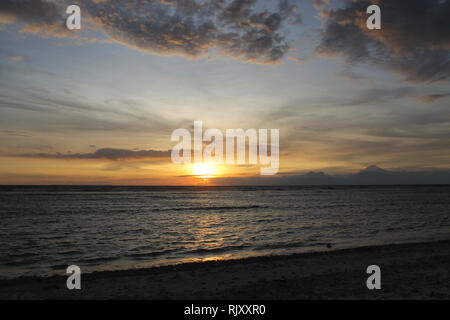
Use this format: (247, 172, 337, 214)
(191, 163, 218, 178)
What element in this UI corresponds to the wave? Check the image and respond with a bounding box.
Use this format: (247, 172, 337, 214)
(124, 248, 177, 259)
(154, 205, 265, 212)
(78, 256, 120, 264)
(186, 245, 247, 255)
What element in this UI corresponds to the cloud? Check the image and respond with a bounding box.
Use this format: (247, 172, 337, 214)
(413, 93, 450, 103)
(0, 0, 302, 64)
(336, 68, 370, 84)
(315, 0, 450, 83)
(1, 130, 29, 137)
(7, 56, 24, 61)
(0, 0, 73, 38)
(288, 56, 305, 64)
(11, 148, 171, 160)
(0, 0, 60, 25)
(312, 0, 330, 10)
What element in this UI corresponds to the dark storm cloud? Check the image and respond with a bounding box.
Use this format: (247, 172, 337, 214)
(11, 148, 171, 160)
(0, 0, 302, 64)
(0, 0, 60, 24)
(315, 0, 450, 82)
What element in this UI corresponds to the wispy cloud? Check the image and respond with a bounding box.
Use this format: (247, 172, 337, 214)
(287, 56, 305, 64)
(336, 68, 370, 84)
(11, 148, 171, 160)
(1, 130, 29, 137)
(413, 93, 450, 103)
(7, 55, 23, 61)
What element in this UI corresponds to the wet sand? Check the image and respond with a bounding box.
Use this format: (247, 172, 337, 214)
(1, 240, 449, 299)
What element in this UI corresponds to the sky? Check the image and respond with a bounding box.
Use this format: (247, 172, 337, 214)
(0, 0, 449, 185)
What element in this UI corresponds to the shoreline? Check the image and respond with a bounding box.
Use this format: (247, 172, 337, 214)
(1, 239, 450, 299)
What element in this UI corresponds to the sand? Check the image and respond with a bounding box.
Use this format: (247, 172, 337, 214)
(1, 240, 449, 299)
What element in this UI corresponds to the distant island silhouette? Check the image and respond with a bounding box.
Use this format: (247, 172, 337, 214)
(213, 165, 450, 185)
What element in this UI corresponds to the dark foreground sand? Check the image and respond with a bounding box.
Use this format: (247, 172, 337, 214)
(1, 240, 449, 299)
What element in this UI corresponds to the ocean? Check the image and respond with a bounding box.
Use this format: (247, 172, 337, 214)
(0, 185, 449, 279)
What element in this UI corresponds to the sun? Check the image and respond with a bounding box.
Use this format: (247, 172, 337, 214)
(191, 163, 218, 178)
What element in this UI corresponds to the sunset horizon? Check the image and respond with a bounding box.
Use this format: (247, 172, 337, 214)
(1, 0, 449, 186)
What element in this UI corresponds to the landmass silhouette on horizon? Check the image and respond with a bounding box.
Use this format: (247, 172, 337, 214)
(214, 165, 450, 185)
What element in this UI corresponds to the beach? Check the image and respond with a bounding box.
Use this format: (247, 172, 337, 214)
(1, 239, 449, 299)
